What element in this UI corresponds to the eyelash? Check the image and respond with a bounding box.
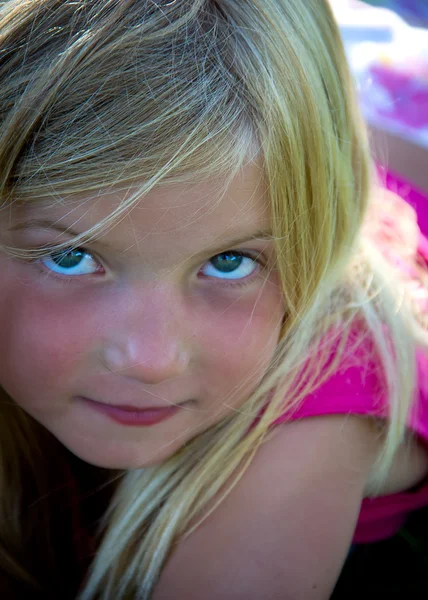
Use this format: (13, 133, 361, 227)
(201, 252, 265, 288)
(34, 263, 103, 285)
(26, 247, 104, 285)
(31, 247, 266, 287)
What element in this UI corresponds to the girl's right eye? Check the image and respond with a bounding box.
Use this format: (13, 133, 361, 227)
(41, 248, 102, 276)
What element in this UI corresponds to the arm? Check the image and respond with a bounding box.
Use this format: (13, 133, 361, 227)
(153, 415, 379, 600)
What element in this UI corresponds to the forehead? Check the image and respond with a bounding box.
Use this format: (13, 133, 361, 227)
(14, 162, 271, 250)
(130, 163, 268, 236)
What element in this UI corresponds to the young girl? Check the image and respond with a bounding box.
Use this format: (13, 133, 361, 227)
(1, 1, 428, 598)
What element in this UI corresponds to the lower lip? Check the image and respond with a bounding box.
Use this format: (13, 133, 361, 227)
(79, 397, 181, 426)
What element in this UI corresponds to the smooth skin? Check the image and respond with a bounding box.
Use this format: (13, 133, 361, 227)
(0, 162, 283, 469)
(153, 415, 378, 600)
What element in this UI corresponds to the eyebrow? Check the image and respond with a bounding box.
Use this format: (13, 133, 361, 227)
(8, 219, 112, 249)
(9, 219, 273, 254)
(200, 230, 273, 257)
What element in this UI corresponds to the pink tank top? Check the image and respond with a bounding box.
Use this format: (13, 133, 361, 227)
(275, 171, 428, 544)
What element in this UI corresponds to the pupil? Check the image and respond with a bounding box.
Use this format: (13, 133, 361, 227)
(52, 249, 84, 269)
(211, 252, 242, 273)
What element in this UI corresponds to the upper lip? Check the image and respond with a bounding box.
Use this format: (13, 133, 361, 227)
(80, 396, 183, 411)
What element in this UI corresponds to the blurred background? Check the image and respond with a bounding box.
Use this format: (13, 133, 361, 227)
(330, 0, 428, 193)
(328, 7, 428, 595)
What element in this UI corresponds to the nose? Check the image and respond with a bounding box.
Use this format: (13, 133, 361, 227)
(101, 283, 190, 385)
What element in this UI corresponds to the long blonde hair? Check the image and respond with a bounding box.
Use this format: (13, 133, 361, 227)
(0, 1, 427, 598)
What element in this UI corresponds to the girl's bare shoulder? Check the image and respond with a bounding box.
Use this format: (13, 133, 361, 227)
(153, 415, 378, 600)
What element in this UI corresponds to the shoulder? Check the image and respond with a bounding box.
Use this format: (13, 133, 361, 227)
(153, 415, 379, 600)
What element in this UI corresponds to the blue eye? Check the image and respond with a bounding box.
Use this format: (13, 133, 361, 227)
(201, 252, 258, 280)
(41, 248, 101, 276)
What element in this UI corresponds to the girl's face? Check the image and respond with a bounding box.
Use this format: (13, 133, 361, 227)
(0, 164, 284, 468)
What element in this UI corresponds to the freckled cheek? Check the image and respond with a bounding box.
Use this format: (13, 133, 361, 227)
(0, 282, 104, 397)
(196, 290, 284, 397)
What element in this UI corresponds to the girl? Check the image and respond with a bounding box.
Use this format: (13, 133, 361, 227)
(0, 1, 428, 598)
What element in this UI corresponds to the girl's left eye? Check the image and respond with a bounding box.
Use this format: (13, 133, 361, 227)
(41, 248, 102, 276)
(200, 251, 259, 281)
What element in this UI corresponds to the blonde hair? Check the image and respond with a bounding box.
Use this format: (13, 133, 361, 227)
(0, 1, 427, 598)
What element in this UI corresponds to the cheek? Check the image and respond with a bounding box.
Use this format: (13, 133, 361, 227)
(0, 268, 100, 399)
(197, 285, 284, 398)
